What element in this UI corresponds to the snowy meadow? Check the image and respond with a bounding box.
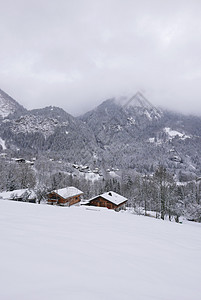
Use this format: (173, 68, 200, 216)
(1, 200, 201, 300)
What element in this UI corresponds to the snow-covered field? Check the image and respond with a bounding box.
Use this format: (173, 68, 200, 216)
(1, 200, 201, 300)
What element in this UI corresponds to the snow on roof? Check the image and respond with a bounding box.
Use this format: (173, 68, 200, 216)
(53, 187, 83, 199)
(90, 191, 127, 206)
(0, 189, 36, 200)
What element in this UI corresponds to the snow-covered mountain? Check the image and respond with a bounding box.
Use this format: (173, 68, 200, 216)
(80, 93, 201, 175)
(80, 92, 162, 138)
(0, 91, 97, 162)
(7, 106, 75, 138)
(0, 88, 201, 179)
(0, 89, 26, 118)
(79, 92, 164, 151)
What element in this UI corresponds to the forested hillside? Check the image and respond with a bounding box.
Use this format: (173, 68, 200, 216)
(0, 89, 201, 221)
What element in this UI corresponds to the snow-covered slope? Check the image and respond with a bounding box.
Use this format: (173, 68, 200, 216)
(1, 200, 201, 300)
(80, 92, 162, 142)
(164, 127, 191, 140)
(79, 94, 201, 174)
(8, 106, 73, 136)
(0, 88, 201, 177)
(0, 89, 26, 118)
(10, 114, 65, 137)
(0, 104, 98, 162)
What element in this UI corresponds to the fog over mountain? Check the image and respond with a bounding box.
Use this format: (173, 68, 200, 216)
(1, 0, 201, 116)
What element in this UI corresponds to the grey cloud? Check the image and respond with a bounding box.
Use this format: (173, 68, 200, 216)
(0, 0, 201, 116)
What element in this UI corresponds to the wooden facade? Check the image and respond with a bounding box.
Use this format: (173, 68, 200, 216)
(47, 192, 82, 206)
(88, 196, 127, 211)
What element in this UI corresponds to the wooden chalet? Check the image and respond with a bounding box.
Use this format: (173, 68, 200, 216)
(87, 191, 127, 211)
(47, 187, 83, 206)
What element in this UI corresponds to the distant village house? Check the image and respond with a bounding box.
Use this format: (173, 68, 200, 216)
(86, 191, 127, 211)
(47, 187, 83, 206)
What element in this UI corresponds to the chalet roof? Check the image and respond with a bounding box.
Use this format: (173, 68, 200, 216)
(52, 187, 83, 199)
(90, 191, 127, 206)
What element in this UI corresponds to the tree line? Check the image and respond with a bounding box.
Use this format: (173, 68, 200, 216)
(0, 157, 200, 222)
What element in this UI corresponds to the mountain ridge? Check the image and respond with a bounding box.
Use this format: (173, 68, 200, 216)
(0, 88, 200, 180)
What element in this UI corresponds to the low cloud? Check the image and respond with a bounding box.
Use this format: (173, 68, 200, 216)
(0, 0, 201, 116)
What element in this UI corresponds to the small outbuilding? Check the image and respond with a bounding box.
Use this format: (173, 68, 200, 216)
(87, 191, 127, 211)
(0, 189, 36, 203)
(47, 186, 83, 206)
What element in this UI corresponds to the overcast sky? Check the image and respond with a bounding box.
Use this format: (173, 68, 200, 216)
(1, 0, 201, 116)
